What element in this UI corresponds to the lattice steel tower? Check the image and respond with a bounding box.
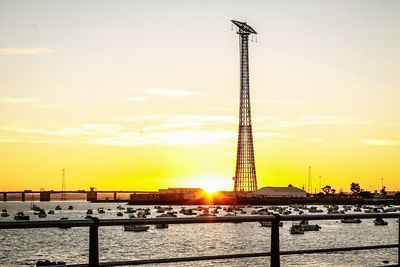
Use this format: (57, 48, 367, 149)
(232, 20, 258, 192)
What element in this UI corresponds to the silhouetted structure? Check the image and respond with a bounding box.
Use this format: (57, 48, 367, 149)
(232, 20, 258, 192)
(61, 169, 66, 201)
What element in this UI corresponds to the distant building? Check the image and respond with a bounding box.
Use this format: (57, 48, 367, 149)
(251, 186, 307, 198)
(158, 188, 205, 200)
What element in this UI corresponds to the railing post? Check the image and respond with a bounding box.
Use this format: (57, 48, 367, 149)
(89, 217, 100, 267)
(270, 214, 280, 267)
(398, 217, 399, 266)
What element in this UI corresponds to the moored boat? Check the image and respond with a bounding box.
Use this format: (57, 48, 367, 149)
(124, 225, 150, 232)
(308, 206, 323, 213)
(14, 212, 29, 221)
(31, 204, 42, 211)
(259, 221, 283, 227)
(341, 218, 362, 223)
(155, 223, 169, 229)
(1, 211, 9, 217)
(300, 220, 321, 231)
(290, 224, 304, 234)
(374, 218, 388, 226)
(97, 208, 105, 214)
(37, 209, 47, 218)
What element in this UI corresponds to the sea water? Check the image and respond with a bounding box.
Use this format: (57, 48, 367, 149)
(0, 202, 398, 267)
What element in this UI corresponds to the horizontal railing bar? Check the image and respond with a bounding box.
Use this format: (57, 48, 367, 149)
(279, 213, 400, 221)
(98, 252, 272, 266)
(0, 220, 93, 229)
(98, 215, 276, 226)
(0, 213, 399, 229)
(65, 244, 397, 267)
(281, 244, 398, 255)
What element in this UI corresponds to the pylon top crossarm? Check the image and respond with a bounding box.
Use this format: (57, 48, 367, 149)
(231, 20, 257, 35)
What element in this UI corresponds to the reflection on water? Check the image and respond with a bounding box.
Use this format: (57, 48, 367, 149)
(0, 202, 398, 267)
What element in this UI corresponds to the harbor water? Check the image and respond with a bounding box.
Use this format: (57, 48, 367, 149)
(0, 202, 398, 267)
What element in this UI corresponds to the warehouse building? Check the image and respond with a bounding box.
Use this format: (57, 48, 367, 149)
(251, 186, 307, 198)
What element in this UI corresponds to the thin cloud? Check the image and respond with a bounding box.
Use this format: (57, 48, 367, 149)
(301, 115, 339, 119)
(90, 130, 236, 147)
(0, 48, 56, 56)
(0, 97, 36, 104)
(144, 88, 201, 97)
(120, 96, 147, 102)
(33, 104, 66, 109)
(253, 99, 301, 105)
(142, 115, 237, 132)
(360, 139, 400, 146)
(260, 116, 370, 130)
(122, 114, 236, 124)
(306, 138, 326, 143)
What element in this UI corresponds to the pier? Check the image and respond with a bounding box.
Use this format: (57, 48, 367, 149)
(0, 213, 399, 266)
(0, 188, 155, 202)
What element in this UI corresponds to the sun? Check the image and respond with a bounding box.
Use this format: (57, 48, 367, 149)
(193, 177, 232, 194)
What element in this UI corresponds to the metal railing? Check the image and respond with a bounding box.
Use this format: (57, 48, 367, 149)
(0, 213, 399, 267)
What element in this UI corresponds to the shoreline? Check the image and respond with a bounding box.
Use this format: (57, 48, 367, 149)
(125, 197, 400, 206)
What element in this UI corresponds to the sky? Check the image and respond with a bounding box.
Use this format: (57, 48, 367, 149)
(1, 0, 400, 193)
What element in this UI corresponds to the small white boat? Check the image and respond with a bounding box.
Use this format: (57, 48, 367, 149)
(97, 208, 105, 214)
(124, 225, 150, 232)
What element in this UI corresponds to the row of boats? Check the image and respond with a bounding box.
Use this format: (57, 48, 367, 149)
(2, 204, 398, 234)
(259, 217, 389, 235)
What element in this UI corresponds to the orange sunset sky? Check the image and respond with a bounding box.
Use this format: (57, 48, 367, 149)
(1, 1, 400, 193)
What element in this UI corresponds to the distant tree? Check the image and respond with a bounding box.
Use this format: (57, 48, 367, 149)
(350, 182, 361, 195)
(380, 186, 387, 197)
(288, 184, 293, 187)
(331, 189, 336, 195)
(322, 185, 332, 195)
